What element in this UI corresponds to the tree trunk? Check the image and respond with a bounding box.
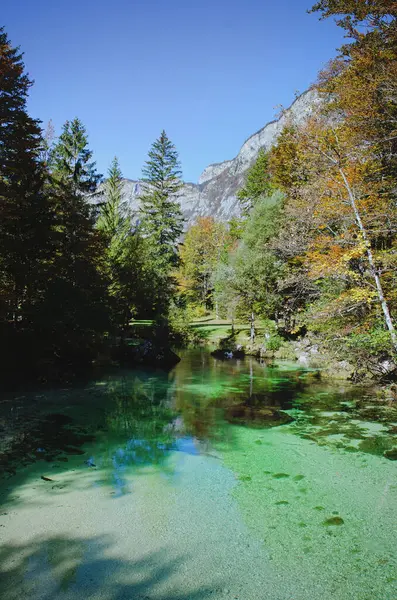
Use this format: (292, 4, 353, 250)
(339, 168, 397, 353)
(250, 312, 255, 344)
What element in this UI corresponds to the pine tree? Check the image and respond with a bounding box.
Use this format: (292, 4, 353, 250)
(97, 157, 135, 329)
(0, 27, 53, 327)
(97, 156, 128, 239)
(237, 149, 273, 214)
(139, 130, 184, 269)
(51, 117, 102, 193)
(39, 119, 55, 167)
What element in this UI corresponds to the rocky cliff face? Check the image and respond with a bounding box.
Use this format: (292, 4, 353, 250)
(93, 90, 318, 227)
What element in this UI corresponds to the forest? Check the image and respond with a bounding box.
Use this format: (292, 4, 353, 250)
(1, 0, 397, 383)
(1, 4, 397, 599)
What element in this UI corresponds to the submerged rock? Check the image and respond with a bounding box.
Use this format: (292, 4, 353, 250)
(225, 403, 294, 428)
(211, 348, 245, 360)
(116, 340, 181, 369)
(323, 516, 344, 526)
(384, 448, 397, 461)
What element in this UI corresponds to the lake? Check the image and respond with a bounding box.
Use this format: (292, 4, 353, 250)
(0, 349, 396, 600)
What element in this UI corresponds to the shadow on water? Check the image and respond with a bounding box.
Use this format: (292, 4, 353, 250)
(1, 349, 396, 500)
(0, 534, 217, 600)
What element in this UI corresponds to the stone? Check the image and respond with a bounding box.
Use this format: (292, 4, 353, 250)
(323, 516, 344, 526)
(384, 448, 397, 461)
(225, 403, 294, 428)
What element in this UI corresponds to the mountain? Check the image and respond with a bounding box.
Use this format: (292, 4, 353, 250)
(93, 90, 319, 226)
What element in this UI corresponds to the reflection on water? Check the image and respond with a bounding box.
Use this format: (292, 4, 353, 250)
(1, 349, 396, 488)
(0, 349, 396, 600)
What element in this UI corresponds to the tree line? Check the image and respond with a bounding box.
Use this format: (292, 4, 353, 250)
(1, 0, 396, 381)
(178, 0, 397, 378)
(0, 26, 184, 381)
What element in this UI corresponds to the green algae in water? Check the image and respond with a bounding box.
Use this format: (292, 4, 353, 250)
(2, 349, 397, 600)
(238, 474, 252, 482)
(323, 516, 345, 526)
(275, 500, 289, 505)
(358, 435, 394, 456)
(293, 474, 305, 481)
(384, 447, 397, 460)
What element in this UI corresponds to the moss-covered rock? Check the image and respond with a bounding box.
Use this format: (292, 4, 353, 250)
(225, 403, 294, 428)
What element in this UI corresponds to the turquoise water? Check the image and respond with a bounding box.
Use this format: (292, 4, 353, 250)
(0, 349, 396, 599)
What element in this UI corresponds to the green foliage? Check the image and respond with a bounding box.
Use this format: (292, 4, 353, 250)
(213, 261, 239, 320)
(268, 125, 310, 193)
(227, 216, 245, 242)
(137, 131, 185, 321)
(167, 303, 201, 346)
(97, 157, 127, 239)
(310, 1, 395, 27)
(266, 334, 283, 352)
(237, 149, 273, 214)
(346, 328, 393, 356)
(51, 117, 102, 193)
(0, 28, 110, 380)
(0, 27, 52, 327)
(140, 130, 184, 270)
(97, 156, 134, 329)
(213, 193, 285, 324)
(343, 327, 395, 379)
(233, 193, 285, 319)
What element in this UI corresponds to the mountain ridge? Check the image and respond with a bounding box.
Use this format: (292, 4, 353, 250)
(93, 89, 319, 226)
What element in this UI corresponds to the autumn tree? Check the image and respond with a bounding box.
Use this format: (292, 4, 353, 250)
(310, 1, 397, 29)
(307, 0, 397, 356)
(178, 216, 228, 310)
(271, 111, 397, 355)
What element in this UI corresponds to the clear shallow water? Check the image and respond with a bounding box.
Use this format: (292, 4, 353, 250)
(0, 349, 396, 599)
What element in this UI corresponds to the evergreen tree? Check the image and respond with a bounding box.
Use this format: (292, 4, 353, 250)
(0, 27, 53, 328)
(97, 156, 127, 240)
(35, 180, 110, 372)
(139, 130, 184, 269)
(97, 157, 136, 330)
(51, 117, 102, 193)
(39, 119, 55, 167)
(237, 149, 273, 214)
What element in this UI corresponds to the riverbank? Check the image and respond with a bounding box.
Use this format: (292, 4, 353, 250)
(191, 317, 397, 389)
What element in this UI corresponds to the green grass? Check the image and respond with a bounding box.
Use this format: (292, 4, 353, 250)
(190, 315, 267, 347)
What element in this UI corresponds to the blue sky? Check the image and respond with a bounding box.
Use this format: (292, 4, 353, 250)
(3, 0, 344, 182)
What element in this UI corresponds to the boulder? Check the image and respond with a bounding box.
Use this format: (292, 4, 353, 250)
(225, 403, 294, 428)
